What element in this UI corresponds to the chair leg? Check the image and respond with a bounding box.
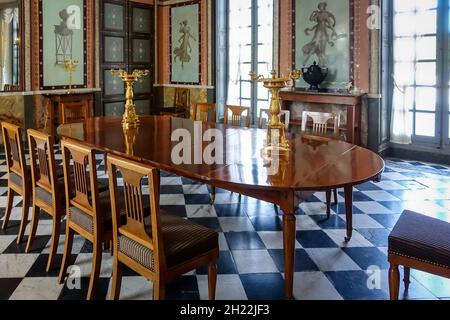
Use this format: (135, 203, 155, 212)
(58, 227, 74, 284)
(103, 152, 108, 174)
(208, 261, 218, 300)
(17, 193, 31, 244)
(25, 204, 40, 253)
(210, 186, 216, 205)
(86, 238, 103, 300)
(325, 189, 331, 218)
(389, 264, 400, 300)
(46, 215, 61, 272)
(153, 280, 166, 300)
(403, 267, 411, 292)
(110, 255, 123, 300)
(333, 188, 338, 205)
(1, 188, 14, 230)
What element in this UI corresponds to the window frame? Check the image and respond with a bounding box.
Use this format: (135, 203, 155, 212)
(225, 0, 274, 125)
(389, 0, 450, 148)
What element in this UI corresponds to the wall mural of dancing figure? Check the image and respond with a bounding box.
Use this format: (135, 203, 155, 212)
(302, 2, 346, 67)
(173, 19, 196, 70)
(170, 1, 200, 84)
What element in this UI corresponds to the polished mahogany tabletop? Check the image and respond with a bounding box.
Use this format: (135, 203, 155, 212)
(57, 116, 385, 192)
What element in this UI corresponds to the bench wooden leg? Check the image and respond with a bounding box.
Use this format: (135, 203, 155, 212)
(389, 264, 400, 300)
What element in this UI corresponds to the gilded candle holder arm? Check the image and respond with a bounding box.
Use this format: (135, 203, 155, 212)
(111, 69, 150, 129)
(249, 69, 301, 156)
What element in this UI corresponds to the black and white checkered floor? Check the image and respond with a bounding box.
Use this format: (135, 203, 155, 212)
(1, 149, 450, 300)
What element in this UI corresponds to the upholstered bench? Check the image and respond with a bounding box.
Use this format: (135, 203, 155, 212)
(388, 210, 450, 300)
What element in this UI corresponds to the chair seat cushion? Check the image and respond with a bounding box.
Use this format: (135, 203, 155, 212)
(118, 211, 218, 271)
(9, 166, 31, 189)
(35, 176, 66, 209)
(389, 210, 450, 268)
(69, 190, 122, 234)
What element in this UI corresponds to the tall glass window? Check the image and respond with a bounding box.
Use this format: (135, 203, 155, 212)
(391, 0, 447, 145)
(227, 0, 274, 124)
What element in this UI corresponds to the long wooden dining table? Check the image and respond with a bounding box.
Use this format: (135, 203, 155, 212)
(57, 115, 385, 299)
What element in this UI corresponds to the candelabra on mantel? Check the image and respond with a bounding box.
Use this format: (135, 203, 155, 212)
(249, 69, 301, 157)
(64, 59, 78, 94)
(111, 69, 150, 129)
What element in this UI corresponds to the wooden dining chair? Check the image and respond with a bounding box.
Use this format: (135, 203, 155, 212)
(193, 103, 216, 123)
(1, 122, 31, 244)
(224, 105, 251, 128)
(258, 108, 290, 130)
(301, 111, 341, 140)
(25, 129, 65, 271)
(59, 100, 90, 125)
(107, 154, 219, 300)
(160, 88, 191, 118)
(58, 138, 121, 300)
(301, 111, 341, 218)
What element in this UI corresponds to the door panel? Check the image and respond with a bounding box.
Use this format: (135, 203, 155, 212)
(100, 0, 154, 116)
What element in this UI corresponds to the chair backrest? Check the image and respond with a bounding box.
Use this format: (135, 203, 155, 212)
(61, 139, 101, 227)
(193, 103, 216, 122)
(301, 111, 340, 139)
(27, 129, 58, 209)
(107, 154, 165, 272)
(174, 88, 190, 109)
(258, 108, 290, 130)
(224, 105, 251, 128)
(1, 122, 27, 182)
(60, 100, 90, 125)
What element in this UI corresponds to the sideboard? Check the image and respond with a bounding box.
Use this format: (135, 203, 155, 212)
(279, 90, 366, 146)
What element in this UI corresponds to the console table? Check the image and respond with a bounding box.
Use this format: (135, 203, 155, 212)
(279, 90, 365, 146)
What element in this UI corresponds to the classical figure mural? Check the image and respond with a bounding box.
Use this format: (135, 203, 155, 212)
(54, 8, 76, 65)
(295, 0, 351, 90)
(40, 0, 85, 89)
(173, 20, 197, 70)
(170, 2, 200, 84)
(302, 2, 343, 67)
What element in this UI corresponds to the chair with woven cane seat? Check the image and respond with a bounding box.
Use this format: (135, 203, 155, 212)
(388, 210, 450, 300)
(1, 122, 31, 244)
(224, 105, 251, 128)
(107, 154, 219, 300)
(58, 138, 122, 300)
(301, 111, 341, 218)
(25, 129, 66, 271)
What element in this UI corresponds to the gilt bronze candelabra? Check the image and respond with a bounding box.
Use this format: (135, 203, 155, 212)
(111, 69, 150, 129)
(250, 69, 301, 157)
(64, 59, 78, 94)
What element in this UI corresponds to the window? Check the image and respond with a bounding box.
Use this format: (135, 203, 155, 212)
(227, 0, 274, 124)
(390, 0, 450, 146)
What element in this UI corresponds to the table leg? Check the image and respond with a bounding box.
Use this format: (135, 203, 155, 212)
(344, 185, 353, 242)
(283, 213, 296, 300)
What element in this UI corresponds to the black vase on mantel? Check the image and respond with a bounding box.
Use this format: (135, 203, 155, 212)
(301, 61, 328, 91)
